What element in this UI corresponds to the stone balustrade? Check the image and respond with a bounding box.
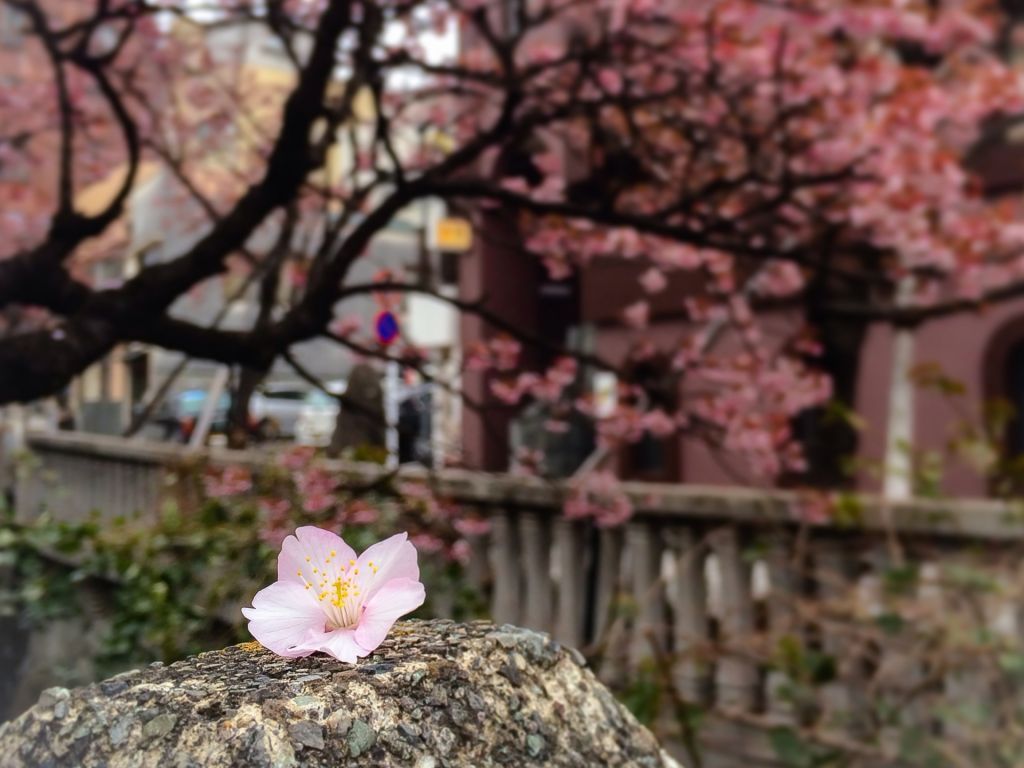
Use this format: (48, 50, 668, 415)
(12, 430, 1024, 766)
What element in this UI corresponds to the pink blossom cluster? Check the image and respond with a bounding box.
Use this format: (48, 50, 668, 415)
(688, 354, 833, 476)
(471, 0, 1024, 479)
(490, 357, 578, 405)
(295, 466, 340, 513)
(203, 465, 253, 499)
(258, 498, 293, 547)
(464, 336, 523, 372)
(792, 491, 838, 525)
(564, 471, 634, 527)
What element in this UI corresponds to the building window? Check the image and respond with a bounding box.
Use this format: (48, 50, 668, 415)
(1006, 340, 1024, 456)
(0, 5, 23, 47)
(501, 1, 520, 35)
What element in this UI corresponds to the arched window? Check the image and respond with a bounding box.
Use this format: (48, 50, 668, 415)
(981, 314, 1024, 493)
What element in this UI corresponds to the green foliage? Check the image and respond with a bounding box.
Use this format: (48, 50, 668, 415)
(768, 727, 846, 768)
(0, 457, 486, 677)
(830, 492, 864, 527)
(619, 660, 663, 727)
(909, 362, 966, 398)
(775, 635, 837, 688)
(881, 563, 919, 596)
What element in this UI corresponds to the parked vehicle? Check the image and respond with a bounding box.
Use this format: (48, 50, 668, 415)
(148, 389, 233, 442)
(295, 381, 346, 446)
(250, 385, 309, 439)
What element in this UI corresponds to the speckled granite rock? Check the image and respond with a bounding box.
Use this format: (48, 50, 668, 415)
(0, 619, 681, 767)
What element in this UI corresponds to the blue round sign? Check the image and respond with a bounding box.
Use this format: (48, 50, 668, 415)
(375, 310, 400, 346)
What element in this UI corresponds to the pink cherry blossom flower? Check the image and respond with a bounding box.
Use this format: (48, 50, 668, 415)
(638, 267, 668, 294)
(409, 532, 445, 554)
(642, 409, 677, 439)
(597, 68, 624, 95)
(490, 378, 525, 405)
(622, 300, 650, 329)
(449, 539, 472, 565)
(345, 501, 380, 525)
(243, 527, 425, 663)
(564, 471, 633, 527)
(277, 445, 316, 472)
(330, 314, 362, 338)
(490, 337, 522, 370)
(454, 517, 492, 537)
(204, 465, 252, 499)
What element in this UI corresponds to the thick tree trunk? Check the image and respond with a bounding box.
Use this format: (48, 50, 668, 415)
(797, 243, 875, 488)
(800, 313, 871, 487)
(228, 367, 266, 449)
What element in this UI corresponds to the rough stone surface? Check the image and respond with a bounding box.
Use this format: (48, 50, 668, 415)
(0, 619, 680, 767)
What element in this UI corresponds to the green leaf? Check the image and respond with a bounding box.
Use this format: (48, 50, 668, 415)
(769, 727, 813, 768)
(875, 612, 905, 636)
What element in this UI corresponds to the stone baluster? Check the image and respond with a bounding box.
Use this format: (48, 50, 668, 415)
(489, 509, 522, 626)
(765, 529, 803, 720)
(593, 527, 624, 641)
(145, 462, 162, 516)
(711, 526, 758, 711)
(628, 520, 667, 668)
(940, 549, 994, 747)
(594, 527, 628, 686)
(86, 454, 102, 520)
(462, 507, 491, 595)
(670, 526, 711, 704)
(519, 511, 554, 632)
(814, 537, 868, 734)
(554, 518, 587, 648)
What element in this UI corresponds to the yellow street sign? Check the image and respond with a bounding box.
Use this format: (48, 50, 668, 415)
(432, 217, 473, 253)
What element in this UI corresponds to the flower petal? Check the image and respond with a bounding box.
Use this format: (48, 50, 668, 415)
(278, 526, 356, 586)
(353, 577, 426, 652)
(242, 581, 325, 658)
(297, 627, 367, 664)
(353, 532, 420, 600)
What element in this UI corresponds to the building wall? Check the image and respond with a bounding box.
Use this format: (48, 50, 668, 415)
(460, 206, 1024, 497)
(453, 9, 1024, 497)
(459, 210, 541, 470)
(869, 297, 1024, 498)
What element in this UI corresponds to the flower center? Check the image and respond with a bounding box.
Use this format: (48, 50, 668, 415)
(297, 555, 380, 630)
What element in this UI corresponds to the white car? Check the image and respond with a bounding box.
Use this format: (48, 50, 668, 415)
(294, 381, 345, 446)
(250, 385, 310, 439)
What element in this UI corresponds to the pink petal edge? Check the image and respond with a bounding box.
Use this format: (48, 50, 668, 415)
(353, 531, 420, 600)
(353, 577, 427, 651)
(278, 526, 356, 584)
(242, 580, 325, 658)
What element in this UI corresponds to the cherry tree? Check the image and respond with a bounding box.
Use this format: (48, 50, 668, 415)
(1, 0, 1023, 487)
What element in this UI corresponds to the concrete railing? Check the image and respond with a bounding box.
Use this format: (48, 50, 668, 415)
(13, 430, 1024, 765)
